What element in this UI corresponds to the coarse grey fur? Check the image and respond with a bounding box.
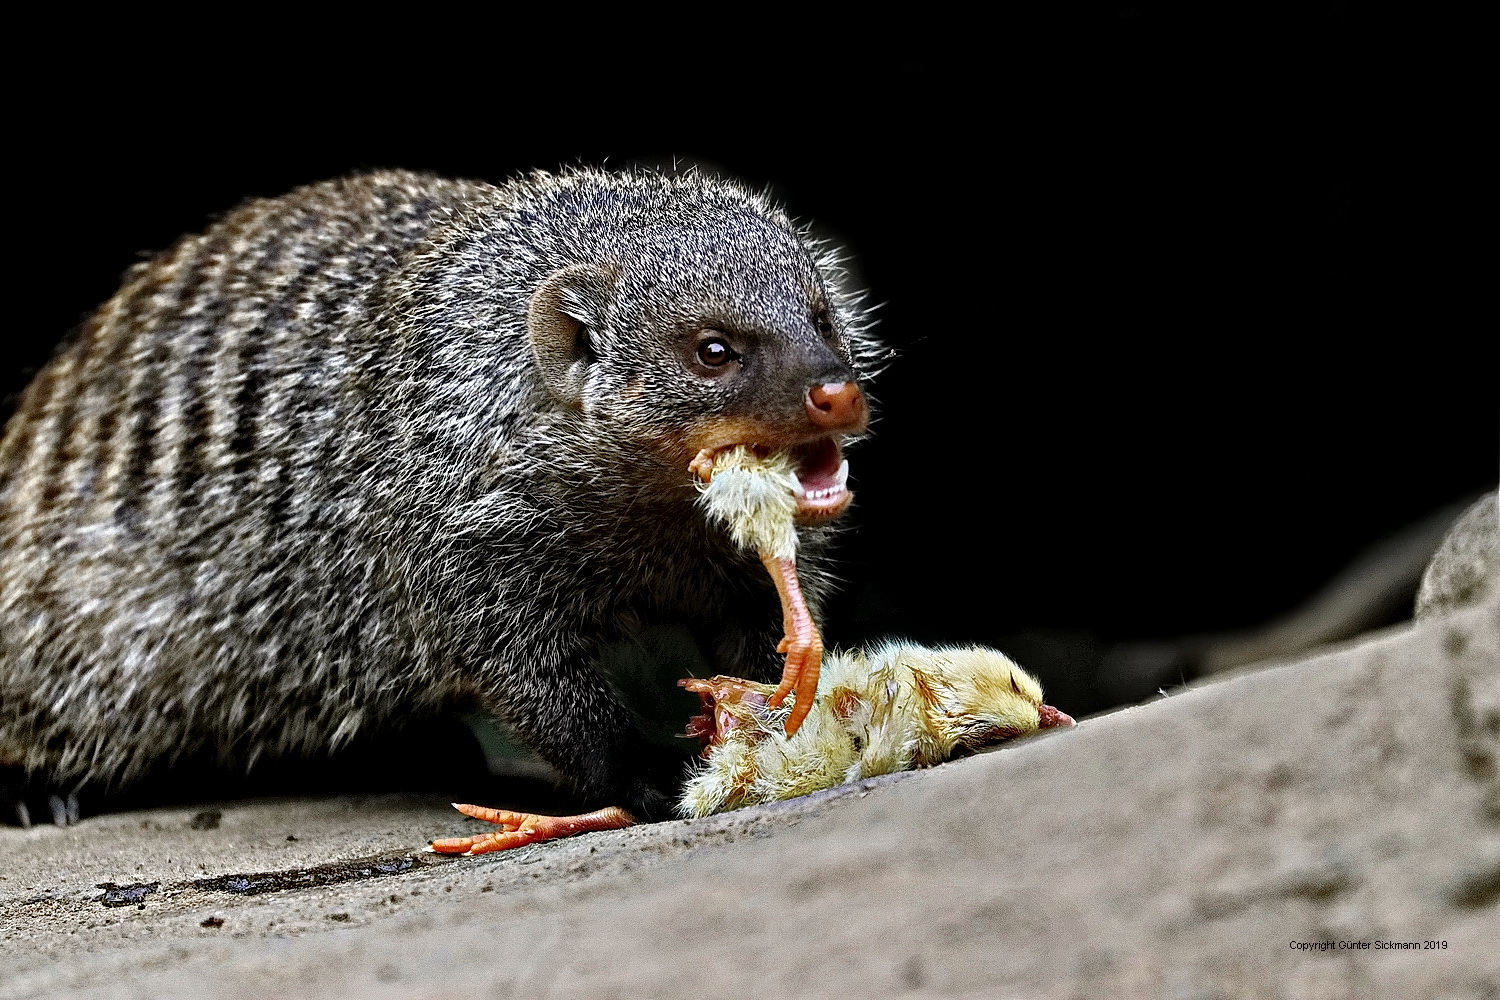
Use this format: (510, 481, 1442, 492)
(0, 168, 881, 822)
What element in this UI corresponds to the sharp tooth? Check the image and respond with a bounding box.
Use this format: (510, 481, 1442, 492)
(834, 459, 849, 490)
(789, 472, 803, 494)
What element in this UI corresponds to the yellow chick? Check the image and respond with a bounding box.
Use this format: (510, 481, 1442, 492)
(432, 642, 1075, 854)
(677, 642, 1075, 818)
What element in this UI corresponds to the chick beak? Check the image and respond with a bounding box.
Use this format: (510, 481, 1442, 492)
(1038, 704, 1075, 728)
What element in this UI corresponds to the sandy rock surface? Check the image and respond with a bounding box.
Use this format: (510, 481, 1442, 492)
(3, 595, 1496, 1000)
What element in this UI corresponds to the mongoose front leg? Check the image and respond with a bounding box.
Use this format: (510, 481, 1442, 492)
(433, 673, 774, 851)
(759, 552, 822, 736)
(423, 664, 673, 855)
(430, 803, 637, 855)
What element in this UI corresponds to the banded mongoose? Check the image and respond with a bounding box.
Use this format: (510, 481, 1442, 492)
(0, 168, 881, 826)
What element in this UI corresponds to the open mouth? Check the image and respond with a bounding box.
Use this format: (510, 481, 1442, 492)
(690, 436, 854, 523)
(786, 437, 851, 522)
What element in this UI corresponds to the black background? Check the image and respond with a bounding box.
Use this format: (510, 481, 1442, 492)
(7, 9, 1493, 718)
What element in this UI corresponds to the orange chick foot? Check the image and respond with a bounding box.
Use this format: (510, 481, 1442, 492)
(767, 634, 821, 737)
(760, 553, 822, 736)
(429, 803, 637, 855)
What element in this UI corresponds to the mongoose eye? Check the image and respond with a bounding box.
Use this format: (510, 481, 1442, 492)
(813, 310, 835, 340)
(696, 336, 739, 368)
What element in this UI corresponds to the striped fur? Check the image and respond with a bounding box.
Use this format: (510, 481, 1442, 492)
(0, 168, 880, 817)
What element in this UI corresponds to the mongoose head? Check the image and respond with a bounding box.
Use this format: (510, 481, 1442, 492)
(524, 170, 878, 523)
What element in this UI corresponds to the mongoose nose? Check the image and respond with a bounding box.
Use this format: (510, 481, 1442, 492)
(805, 381, 867, 432)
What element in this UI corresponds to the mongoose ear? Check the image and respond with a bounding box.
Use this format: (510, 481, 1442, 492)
(528, 263, 615, 408)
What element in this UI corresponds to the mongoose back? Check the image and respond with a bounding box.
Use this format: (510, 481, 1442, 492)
(0, 168, 880, 824)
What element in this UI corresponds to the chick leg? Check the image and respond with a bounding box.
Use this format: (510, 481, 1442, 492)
(429, 803, 636, 856)
(760, 553, 822, 737)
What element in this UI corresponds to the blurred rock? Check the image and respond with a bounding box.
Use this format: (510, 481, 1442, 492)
(1416, 490, 1499, 619)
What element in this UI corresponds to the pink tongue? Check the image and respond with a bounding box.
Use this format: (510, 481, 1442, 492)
(794, 439, 842, 492)
(799, 468, 835, 494)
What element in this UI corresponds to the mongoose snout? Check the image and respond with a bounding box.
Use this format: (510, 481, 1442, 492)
(804, 380, 867, 433)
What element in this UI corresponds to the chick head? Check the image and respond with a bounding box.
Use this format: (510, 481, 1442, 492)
(899, 644, 1075, 766)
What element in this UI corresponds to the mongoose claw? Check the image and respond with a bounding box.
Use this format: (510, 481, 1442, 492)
(428, 803, 637, 856)
(0, 768, 81, 827)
